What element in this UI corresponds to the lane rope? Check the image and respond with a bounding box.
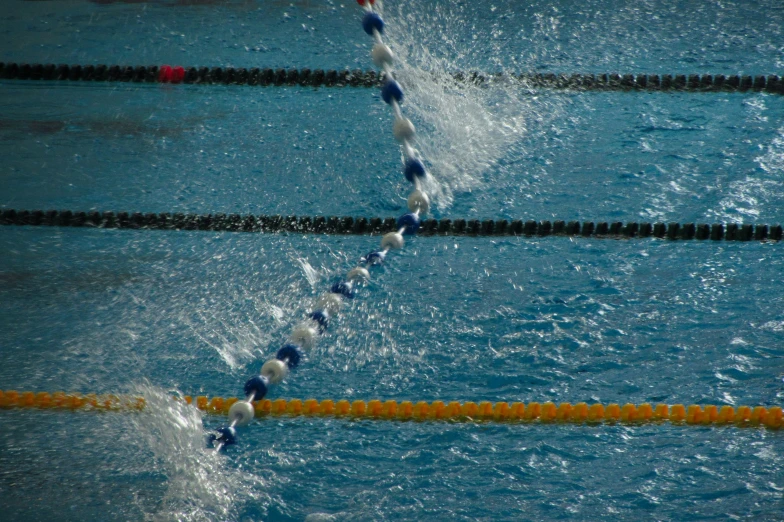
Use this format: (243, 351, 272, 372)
(2, 209, 781, 242)
(1, 62, 782, 95)
(1, 390, 781, 430)
(204, 0, 434, 451)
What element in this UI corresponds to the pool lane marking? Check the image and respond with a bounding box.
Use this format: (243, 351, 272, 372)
(1, 390, 781, 430)
(2, 62, 782, 95)
(2, 209, 781, 242)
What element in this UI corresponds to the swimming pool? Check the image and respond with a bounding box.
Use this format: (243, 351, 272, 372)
(1, 0, 783, 520)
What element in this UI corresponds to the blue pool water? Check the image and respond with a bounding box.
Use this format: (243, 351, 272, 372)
(1, 0, 783, 520)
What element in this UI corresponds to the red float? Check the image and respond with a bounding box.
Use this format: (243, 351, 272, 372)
(158, 64, 173, 83)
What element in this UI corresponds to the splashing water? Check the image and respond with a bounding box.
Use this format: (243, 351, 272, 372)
(130, 385, 270, 521)
(756, 125, 784, 175)
(92, 5, 579, 519)
(294, 255, 323, 289)
(166, 235, 334, 371)
(382, 1, 534, 209)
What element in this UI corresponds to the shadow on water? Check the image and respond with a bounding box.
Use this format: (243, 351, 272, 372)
(22, 0, 327, 9)
(0, 116, 208, 140)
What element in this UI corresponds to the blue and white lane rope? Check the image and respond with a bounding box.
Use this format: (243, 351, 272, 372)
(360, 0, 433, 194)
(209, 0, 435, 451)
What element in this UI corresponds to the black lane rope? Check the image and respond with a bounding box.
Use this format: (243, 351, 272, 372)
(1, 209, 781, 242)
(1, 62, 782, 94)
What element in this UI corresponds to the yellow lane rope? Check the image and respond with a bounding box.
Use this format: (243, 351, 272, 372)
(1, 390, 781, 429)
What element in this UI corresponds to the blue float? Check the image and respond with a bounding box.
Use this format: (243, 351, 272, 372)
(362, 12, 384, 35)
(331, 281, 355, 299)
(276, 344, 303, 369)
(397, 213, 421, 235)
(209, 426, 237, 447)
(243, 375, 270, 401)
(309, 310, 330, 332)
(381, 80, 404, 104)
(404, 158, 426, 182)
(362, 250, 386, 265)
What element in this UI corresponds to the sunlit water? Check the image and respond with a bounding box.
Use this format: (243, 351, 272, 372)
(1, 0, 784, 520)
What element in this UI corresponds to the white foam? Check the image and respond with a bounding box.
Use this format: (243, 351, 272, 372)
(756, 126, 784, 175)
(383, 1, 532, 210)
(130, 385, 270, 521)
